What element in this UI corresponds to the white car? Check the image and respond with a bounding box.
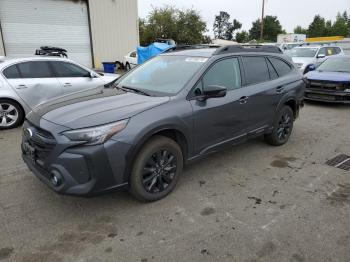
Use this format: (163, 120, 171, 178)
(0, 56, 119, 129)
(123, 50, 137, 70)
(287, 45, 344, 74)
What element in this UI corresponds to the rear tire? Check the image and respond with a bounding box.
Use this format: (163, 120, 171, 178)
(125, 63, 131, 71)
(129, 136, 183, 202)
(265, 106, 294, 146)
(0, 99, 24, 130)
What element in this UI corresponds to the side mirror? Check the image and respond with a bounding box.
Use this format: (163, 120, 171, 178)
(317, 54, 326, 59)
(198, 85, 227, 101)
(304, 64, 316, 74)
(89, 72, 97, 78)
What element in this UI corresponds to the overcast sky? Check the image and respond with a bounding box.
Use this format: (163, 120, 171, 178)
(138, 0, 350, 35)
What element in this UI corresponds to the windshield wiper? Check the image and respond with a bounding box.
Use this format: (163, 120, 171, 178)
(118, 85, 151, 96)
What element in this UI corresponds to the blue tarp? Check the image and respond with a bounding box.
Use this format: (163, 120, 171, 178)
(137, 42, 175, 64)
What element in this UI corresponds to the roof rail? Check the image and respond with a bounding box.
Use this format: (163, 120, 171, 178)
(213, 45, 282, 55)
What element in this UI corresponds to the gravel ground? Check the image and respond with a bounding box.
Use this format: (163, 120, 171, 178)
(0, 102, 349, 262)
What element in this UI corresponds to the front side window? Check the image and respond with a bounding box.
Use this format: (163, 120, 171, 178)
(17, 61, 52, 78)
(115, 55, 207, 96)
(318, 48, 326, 56)
(3, 65, 20, 79)
(51, 61, 90, 77)
(269, 57, 292, 77)
(202, 58, 241, 91)
(242, 56, 269, 85)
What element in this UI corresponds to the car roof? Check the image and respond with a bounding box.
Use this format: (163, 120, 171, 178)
(161, 47, 286, 58)
(0, 56, 74, 68)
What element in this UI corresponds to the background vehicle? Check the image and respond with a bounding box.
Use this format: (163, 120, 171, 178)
(22, 45, 305, 202)
(123, 50, 137, 71)
(287, 45, 344, 74)
(304, 55, 350, 103)
(0, 57, 119, 129)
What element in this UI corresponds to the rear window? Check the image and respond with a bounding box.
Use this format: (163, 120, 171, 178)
(242, 56, 270, 85)
(3, 65, 20, 79)
(269, 57, 292, 77)
(17, 61, 52, 78)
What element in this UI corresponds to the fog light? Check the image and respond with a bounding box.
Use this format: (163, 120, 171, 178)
(50, 171, 62, 187)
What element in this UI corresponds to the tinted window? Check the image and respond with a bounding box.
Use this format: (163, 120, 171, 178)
(269, 57, 292, 77)
(266, 59, 278, 79)
(203, 58, 241, 91)
(333, 47, 341, 54)
(51, 61, 90, 77)
(17, 61, 52, 78)
(3, 65, 20, 79)
(242, 56, 269, 85)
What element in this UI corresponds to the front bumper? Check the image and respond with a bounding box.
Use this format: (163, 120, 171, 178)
(305, 89, 350, 104)
(21, 121, 132, 196)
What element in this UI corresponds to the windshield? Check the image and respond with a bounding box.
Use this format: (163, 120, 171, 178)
(318, 57, 350, 73)
(289, 48, 318, 57)
(115, 55, 208, 96)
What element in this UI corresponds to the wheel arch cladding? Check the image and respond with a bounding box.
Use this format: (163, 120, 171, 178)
(124, 127, 189, 182)
(284, 99, 297, 118)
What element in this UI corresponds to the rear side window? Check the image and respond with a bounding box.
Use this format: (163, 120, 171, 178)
(17, 61, 52, 78)
(242, 56, 269, 85)
(50, 61, 90, 77)
(3, 65, 20, 79)
(333, 47, 341, 54)
(203, 57, 241, 91)
(269, 57, 292, 77)
(266, 59, 278, 80)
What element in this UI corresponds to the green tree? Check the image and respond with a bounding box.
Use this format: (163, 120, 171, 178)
(176, 8, 207, 44)
(213, 11, 231, 39)
(307, 15, 327, 37)
(235, 30, 249, 43)
(249, 16, 285, 42)
(294, 25, 308, 35)
(139, 6, 207, 46)
(331, 12, 349, 36)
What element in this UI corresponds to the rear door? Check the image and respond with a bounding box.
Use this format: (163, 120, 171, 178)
(240, 56, 276, 131)
(3, 61, 62, 108)
(50, 61, 103, 94)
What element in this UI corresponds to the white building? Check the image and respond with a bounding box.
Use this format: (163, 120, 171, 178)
(0, 0, 139, 68)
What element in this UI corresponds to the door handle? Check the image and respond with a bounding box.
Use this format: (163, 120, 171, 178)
(64, 83, 72, 87)
(276, 86, 284, 94)
(239, 96, 249, 104)
(16, 84, 27, 89)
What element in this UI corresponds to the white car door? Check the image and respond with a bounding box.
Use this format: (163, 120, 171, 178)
(3, 61, 62, 108)
(50, 61, 104, 94)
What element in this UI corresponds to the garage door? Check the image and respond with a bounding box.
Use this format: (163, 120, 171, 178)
(0, 0, 92, 67)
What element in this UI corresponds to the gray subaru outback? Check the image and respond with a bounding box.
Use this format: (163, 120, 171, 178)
(22, 45, 305, 202)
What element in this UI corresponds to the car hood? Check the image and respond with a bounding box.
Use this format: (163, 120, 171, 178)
(100, 73, 120, 83)
(291, 57, 315, 66)
(28, 87, 170, 129)
(305, 70, 350, 83)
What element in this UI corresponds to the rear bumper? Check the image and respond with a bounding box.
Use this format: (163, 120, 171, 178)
(305, 89, 350, 104)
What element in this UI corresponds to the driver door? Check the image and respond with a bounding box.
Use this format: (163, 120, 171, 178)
(190, 57, 247, 155)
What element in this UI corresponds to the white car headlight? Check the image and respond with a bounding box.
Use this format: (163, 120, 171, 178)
(62, 119, 128, 145)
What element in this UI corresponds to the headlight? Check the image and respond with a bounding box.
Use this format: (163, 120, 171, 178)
(62, 119, 128, 145)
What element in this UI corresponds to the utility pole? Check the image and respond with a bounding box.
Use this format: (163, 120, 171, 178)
(260, 0, 265, 41)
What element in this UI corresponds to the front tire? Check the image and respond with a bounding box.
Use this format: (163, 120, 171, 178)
(265, 106, 294, 146)
(129, 136, 183, 202)
(0, 99, 24, 130)
(125, 63, 131, 71)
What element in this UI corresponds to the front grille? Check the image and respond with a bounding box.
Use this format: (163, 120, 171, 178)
(23, 122, 56, 161)
(308, 81, 349, 92)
